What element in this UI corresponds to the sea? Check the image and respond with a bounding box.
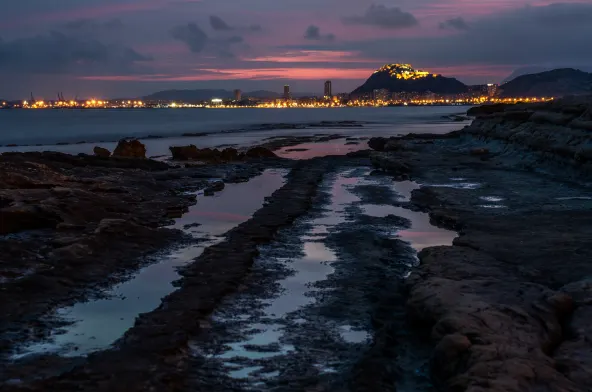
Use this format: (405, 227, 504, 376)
(0, 106, 470, 157)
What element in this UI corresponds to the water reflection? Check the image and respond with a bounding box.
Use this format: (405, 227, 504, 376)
(12, 170, 287, 359)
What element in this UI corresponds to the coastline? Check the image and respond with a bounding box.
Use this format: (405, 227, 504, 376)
(1, 97, 591, 390)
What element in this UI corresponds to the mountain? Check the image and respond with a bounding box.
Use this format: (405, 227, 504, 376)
(499, 68, 592, 97)
(503, 67, 551, 84)
(142, 89, 317, 101)
(351, 64, 467, 96)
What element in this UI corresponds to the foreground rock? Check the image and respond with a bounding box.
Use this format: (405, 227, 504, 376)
(4, 158, 329, 392)
(0, 151, 264, 356)
(113, 139, 146, 158)
(369, 96, 592, 391)
(169, 145, 276, 162)
(93, 146, 111, 157)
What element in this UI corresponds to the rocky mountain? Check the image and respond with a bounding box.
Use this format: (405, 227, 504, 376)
(351, 64, 468, 96)
(500, 68, 592, 97)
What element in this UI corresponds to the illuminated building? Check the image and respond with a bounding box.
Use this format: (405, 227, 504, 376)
(283, 85, 291, 100)
(487, 83, 499, 97)
(324, 80, 332, 99)
(234, 89, 242, 101)
(374, 64, 436, 80)
(373, 88, 390, 102)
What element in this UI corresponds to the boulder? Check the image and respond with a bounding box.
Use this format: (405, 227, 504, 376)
(170, 145, 200, 161)
(244, 146, 277, 159)
(368, 137, 388, 151)
(93, 146, 111, 158)
(220, 147, 240, 161)
(113, 139, 146, 158)
(204, 181, 225, 196)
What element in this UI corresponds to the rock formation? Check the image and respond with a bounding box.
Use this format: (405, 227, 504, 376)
(113, 139, 146, 158)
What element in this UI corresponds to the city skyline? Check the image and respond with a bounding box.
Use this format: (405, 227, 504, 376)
(1, 0, 592, 98)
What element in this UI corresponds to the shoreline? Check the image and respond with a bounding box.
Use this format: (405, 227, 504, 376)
(1, 96, 591, 390)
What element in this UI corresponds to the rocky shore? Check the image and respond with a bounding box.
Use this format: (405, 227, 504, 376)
(1, 97, 591, 391)
(0, 149, 270, 357)
(368, 95, 592, 391)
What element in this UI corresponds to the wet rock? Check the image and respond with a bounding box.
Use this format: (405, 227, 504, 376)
(368, 137, 388, 151)
(50, 243, 92, 259)
(113, 139, 146, 159)
(470, 148, 490, 156)
(0, 205, 61, 234)
(94, 219, 128, 235)
(170, 145, 242, 162)
(431, 333, 471, 383)
(244, 146, 277, 159)
(383, 139, 405, 152)
(220, 147, 240, 161)
(93, 146, 111, 158)
(204, 181, 225, 196)
(370, 152, 411, 174)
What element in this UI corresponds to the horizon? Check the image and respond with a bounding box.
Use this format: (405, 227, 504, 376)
(2, 1, 592, 99)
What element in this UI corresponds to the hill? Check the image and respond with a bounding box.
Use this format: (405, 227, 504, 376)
(142, 89, 316, 101)
(500, 68, 592, 97)
(351, 64, 467, 96)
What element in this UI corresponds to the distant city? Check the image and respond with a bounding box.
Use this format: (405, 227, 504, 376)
(1, 63, 575, 110)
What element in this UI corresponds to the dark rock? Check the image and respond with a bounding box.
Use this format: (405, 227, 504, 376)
(0, 205, 61, 234)
(368, 137, 388, 151)
(93, 146, 111, 158)
(244, 146, 277, 159)
(470, 148, 490, 156)
(204, 181, 225, 196)
(113, 139, 146, 159)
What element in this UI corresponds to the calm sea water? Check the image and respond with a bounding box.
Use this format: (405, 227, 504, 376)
(0, 107, 469, 156)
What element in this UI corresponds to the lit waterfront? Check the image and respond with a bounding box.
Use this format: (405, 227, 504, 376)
(1, 95, 553, 110)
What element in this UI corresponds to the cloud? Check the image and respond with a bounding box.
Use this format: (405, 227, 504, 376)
(0, 30, 150, 74)
(209, 15, 233, 31)
(334, 3, 592, 73)
(439, 17, 469, 31)
(342, 5, 418, 29)
(171, 22, 208, 53)
(304, 25, 335, 41)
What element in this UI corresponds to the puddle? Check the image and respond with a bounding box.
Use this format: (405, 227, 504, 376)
(478, 204, 507, 209)
(360, 202, 456, 252)
(480, 196, 504, 202)
(12, 170, 287, 359)
(395, 180, 421, 202)
(190, 170, 365, 382)
(339, 325, 369, 344)
(427, 183, 481, 190)
(188, 169, 457, 388)
(276, 139, 366, 160)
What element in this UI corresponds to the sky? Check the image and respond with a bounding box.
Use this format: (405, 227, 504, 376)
(1, 0, 592, 99)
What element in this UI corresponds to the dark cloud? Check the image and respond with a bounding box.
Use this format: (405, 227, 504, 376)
(532, 3, 592, 26)
(171, 23, 208, 53)
(304, 25, 335, 41)
(334, 3, 592, 72)
(342, 5, 418, 29)
(439, 17, 469, 31)
(0, 30, 149, 74)
(209, 15, 233, 31)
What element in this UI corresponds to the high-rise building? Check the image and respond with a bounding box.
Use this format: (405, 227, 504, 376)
(234, 89, 242, 101)
(324, 80, 332, 99)
(283, 85, 291, 100)
(487, 84, 499, 97)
